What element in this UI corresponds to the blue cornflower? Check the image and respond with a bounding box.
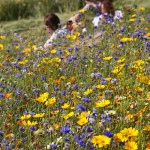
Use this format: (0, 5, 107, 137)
(73, 84, 79, 90)
(76, 104, 86, 112)
(83, 98, 91, 103)
(50, 144, 57, 149)
(87, 127, 93, 132)
(104, 130, 113, 138)
(16, 90, 21, 96)
(61, 126, 70, 134)
(61, 90, 68, 96)
(0, 131, 3, 136)
(30, 126, 37, 131)
(0, 93, 4, 98)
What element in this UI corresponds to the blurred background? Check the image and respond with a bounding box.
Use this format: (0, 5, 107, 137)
(0, 0, 149, 32)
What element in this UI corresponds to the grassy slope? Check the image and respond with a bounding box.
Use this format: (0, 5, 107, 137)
(0, 12, 75, 33)
(0, 0, 150, 33)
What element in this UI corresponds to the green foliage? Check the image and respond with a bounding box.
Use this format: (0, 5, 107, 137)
(0, 0, 84, 21)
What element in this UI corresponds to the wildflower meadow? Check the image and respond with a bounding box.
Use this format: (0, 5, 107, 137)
(0, 3, 150, 150)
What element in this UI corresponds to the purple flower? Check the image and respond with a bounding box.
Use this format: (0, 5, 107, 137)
(76, 104, 86, 112)
(0, 93, 4, 98)
(50, 144, 57, 149)
(74, 46, 79, 51)
(100, 79, 107, 85)
(16, 90, 21, 96)
(83, 98, 91, 103)
(77, 139, 86, 147)
(61, 90, 68, 96)
(146, 42, 150, 51)
(73, 84, 79, 90)
(0, 131, 3, 136)
(61, 126, 70, 134)
(104, 130, 113, 138)
(87, 127, 93, 132)
(30, 126, 37, 131)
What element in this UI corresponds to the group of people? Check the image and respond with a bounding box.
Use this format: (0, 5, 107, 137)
(44, 0, 123, 49)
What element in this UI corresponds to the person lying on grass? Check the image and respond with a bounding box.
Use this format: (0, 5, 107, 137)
(85, 0, 123, 27)
(43, 11, 87, 49)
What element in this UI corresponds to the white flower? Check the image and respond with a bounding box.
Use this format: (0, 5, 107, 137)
(82, 28, 87, 33)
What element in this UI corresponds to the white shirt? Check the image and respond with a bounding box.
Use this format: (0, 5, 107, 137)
(92, 10, 123, 27)
(44, 26, 68, 49)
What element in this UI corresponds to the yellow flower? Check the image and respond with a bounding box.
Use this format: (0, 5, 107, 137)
(50, 49, 56, 54)
(35, 92, 49, 103)
(111, 44, 115, 48)
(103, 56, 112, 61)
(79, 9, 86, 13)
(0, 44, 4, 50)
(18, 59, 28, 65)
(75, 32, 80, 36)
(33, 113, 45, 118)
(131, 14, 137, 18)
(84, 89, 93, 95)
(61, 103, 70, 109)
(134, 60, 144, 66)
(71, 35, 77, 40)
(22, 48, 31, 54)
(91, 135, 111, 148)
(138, 7, 145, 11)
(63, 112, 74, 120)
(15, 46, 19, 49)
(120, 127, 139, 141)
(45, 97, 56, 106)
(77, 111, 91, 119)
(0, 36, 6, 40)
(129, 18, 136, 22)
(53, 57, 61, 63)
(77, 117, 88, 126)
(146, 32, 150, 37)
(97, 84, 105, 89)
(66, 34, 71, 39)
(121, 37, 133, 42)
(141, 17, 145, 21)
(117, 58, 126, 63)
(136, 75, 150, 85)
(135, 87, 143, 92)
(114, 133, 125, 142)
(146, 92, 150, 101)
(20, 114, 31, 120)
(95, 100, 110, 108)
(125, 141, 138, 150)
(51, 110, 59, 115)
(22, 120, 38, 126)
(143, 125, 150, 131)
(53, 123, 60, 130)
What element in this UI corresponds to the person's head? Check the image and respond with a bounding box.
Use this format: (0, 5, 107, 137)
(99, 0, 115, 15)
(44, 13, 60, 33)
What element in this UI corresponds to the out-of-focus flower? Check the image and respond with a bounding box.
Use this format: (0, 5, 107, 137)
(77, 117, 88, 126)
(103, 56, 112, 61)
(0, 44, 4, 50)
(45, 97, 56, 107)
(61, 103, 70, 109)
(63, 112, 74, 120)
(91, 135, 111, 148)
(33, 113, 45, 118)
(84, 89, 93, 95)
(20, 114, 31, 120)
(125, 141, 138, 150)
(95, 100, 110, 108)
(35, 92, 49, 103)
